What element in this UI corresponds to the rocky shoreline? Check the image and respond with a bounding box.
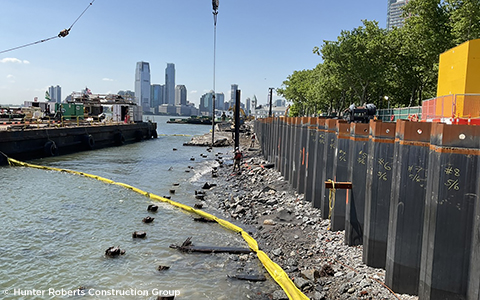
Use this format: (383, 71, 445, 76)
(187, 125, 418, 300)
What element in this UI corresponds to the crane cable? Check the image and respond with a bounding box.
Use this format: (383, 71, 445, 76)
(0, 0, 96, 54)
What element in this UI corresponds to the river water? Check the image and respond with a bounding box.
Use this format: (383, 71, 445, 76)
(0, 116, 275, 299)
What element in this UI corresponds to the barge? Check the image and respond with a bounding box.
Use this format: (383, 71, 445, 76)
(167, 115, 216, 125)
(0, 91, 157, 165)
(0, 121, 157, 165)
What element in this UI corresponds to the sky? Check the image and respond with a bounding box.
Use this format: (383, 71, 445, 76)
(0, 0, 388, 107)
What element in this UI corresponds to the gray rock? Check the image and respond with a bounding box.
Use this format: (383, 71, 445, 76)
(277, 209, 295, 222)
(287, 258, 298, 266)
(272, 290, 288, 300)
(234, 205, 246, 214)
(346, 271, 356, 280)
(266, 199, 278, 206)
(301, 269, 319, 282)
(359, 278, 371, 288)
(272, 248, 282, 256)
(263, 219, 276, 225)
(334, 271, 344, 277)
(312, 291, 327, 300)
(340, 283, 350, 293)
(293, 277, 311, 290)
(289, 266, 299, 272)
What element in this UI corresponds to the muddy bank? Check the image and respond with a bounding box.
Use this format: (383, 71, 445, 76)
(187, 124, 418, 300)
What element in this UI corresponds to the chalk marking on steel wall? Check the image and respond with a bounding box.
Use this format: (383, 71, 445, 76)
(6, 157, 308, 300)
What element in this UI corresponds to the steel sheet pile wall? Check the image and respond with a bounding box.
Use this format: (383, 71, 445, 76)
(345, 122, 370, 246)
(331, 121, 350, 231)
(304, 118, 319, 203)
(265, 117, 274, 163)
(363, 121, 396, 268)
(291, 118, 302, 189)
(258, 118, 265, 158)
(419, 123, 480, 300)
(470, 170, 480, 300)
(312, 119, 326, 209)
(254, 118, 480, 299)
(277, 117, 286, 174)
(295, 118, 309, 194)
(270, 117, 279, 164)
(321, 119, 339, 220)
(385, 120, 431, 294)
(285, 118, 294, 182)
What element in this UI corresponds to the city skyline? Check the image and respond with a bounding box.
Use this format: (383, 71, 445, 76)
(0, 0, 388, 107)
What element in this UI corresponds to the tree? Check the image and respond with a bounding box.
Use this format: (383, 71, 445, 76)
(278, 0, 477, 114)
(446, 0, 480, 44)
(314, 20, 390, 107)
(400, 0, 453, 104)
(277, 69, 315, 116)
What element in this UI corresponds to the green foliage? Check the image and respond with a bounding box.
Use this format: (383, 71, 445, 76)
(279, 0, 480, 116)
(446, 0, 480, 44)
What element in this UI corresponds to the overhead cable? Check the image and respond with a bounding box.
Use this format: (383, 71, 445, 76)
(0, 0, 96, 54)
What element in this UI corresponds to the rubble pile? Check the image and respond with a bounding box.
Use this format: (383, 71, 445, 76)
(196, 138, 417, 300)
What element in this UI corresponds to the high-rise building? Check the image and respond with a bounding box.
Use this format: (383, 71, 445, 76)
(229, 84, 238, 108)
(165, 63, 176, 105)
(175, 85, 187, 106)
(275, 99, 286, 107)
(151, 84, 165, 111)
(387, 0, 409, 30)
(48, 85, 61, 103)
(215, 92, 224, 111)
(199, 91, 213, 115)
(135, 61, 151, 113)
(246, 97, 251, 115)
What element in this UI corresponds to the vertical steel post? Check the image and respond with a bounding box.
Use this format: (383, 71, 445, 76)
(385, 120, 430, 294)
(234, 89, 240, 149)
(345, 122, 369, 246)
(303, 117, 318, 203)
(268, 88, 273, 118)
(311, 118, 326, 209)
(321, 119, 339, 220)
(330, 120, 349, 231)
(419, 123, 480, 299)
(363, 120, 397, 269)
(211, 1, 218, 147)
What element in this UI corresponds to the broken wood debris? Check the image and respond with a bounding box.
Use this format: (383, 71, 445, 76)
(193, 217, 216, 223)
(105, 246, 125, 257)
(227, 274, 267, 282)
(157, 265, 170, 271)
(170, 237, 251, 254)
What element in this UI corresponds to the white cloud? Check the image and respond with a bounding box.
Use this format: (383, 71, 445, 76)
(190, 90, 197, 94)
(1, 57, 29, 64)
(102, 78, 114, 82)
(6, 74, 15, 83)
